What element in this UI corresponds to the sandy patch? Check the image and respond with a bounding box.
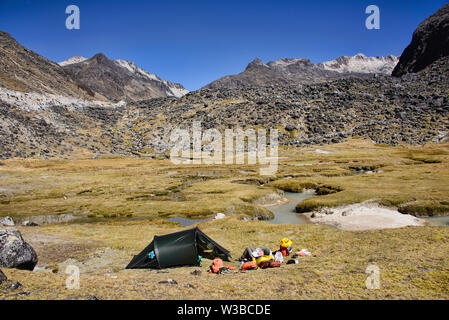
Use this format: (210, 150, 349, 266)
(306, 201, 426, 230)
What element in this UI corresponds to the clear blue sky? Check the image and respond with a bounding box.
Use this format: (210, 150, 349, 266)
(0, 0, 447, 90)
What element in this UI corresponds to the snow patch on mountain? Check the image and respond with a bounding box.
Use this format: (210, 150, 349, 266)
(58, 56, 87, 66)
(114, 59, 159, 81)
(317, 54, 399, 74)
(113, 59, 189, 97)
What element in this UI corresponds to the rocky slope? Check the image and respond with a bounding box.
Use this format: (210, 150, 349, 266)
(62, 54, 188, 102)
(392, 3, 449, 76)
(203, 54, 398, 90)
(0, 56, 447, 159)
(0, 31, 95, 99)
(0, 5, 448, 160)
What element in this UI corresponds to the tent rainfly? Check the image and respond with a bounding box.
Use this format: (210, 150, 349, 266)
(125, 227, 231, 269)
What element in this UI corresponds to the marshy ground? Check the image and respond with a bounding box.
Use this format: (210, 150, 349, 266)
(0, 138, 448, 299)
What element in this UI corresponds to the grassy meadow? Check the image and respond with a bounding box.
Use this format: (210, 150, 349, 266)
(0, 138, 448, 299)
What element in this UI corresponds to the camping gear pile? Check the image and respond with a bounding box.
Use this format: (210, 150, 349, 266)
(236, 237, 297, 271)
(126, 229, 313, 274)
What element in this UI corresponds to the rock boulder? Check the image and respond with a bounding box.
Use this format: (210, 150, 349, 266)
(0, 228, 38, 271)
(0, 216, 15, 226)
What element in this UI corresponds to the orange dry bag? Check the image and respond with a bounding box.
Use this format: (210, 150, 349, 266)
(209, 258, 224, 273)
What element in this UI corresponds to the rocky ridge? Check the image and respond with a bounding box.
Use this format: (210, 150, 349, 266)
(0, 31, 96, 99)
(0, 56, 447, 159)
(393, 3, 449, 76)
(203, 54, 398, 90)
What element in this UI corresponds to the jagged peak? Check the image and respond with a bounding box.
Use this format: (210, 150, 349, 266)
(91, 53, 109, 62)
(245, 58, 267, 70)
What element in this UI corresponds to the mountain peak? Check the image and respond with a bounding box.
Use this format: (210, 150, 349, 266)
(61, 52, 188, 100)
(91, 53, 109, 62)
(58, 56, 87, 66)
(245, 58, 267, 70)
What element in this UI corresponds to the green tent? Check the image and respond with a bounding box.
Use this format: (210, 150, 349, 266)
(125, 227, 231, 269)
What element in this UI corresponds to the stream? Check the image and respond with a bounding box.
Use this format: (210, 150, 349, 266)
(266, 192, 449, 226)
(267, 192, 315, 225)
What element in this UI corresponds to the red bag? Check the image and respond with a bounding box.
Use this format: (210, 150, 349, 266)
(241, 261, 258, 271)
(259, 261, 273, 269)
(269, 261, 281, 268)
(280, 246, 291, 256)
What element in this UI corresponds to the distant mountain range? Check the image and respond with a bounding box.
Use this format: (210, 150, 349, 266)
(0, 30, 189, 105)
(203, 54, 398, 90)
(1, 27, 399, 103)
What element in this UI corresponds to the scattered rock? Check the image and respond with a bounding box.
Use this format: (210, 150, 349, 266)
(0, 228, 38, 270)
(10, 281, 22, 290)
(186, 283, 196, 289)
(158, 278, 177, 285)
(22, 221, 39, 227)
(88, 295, 99, 300)
(190, 269, 202, 276)
(0, 216, 14, 226)
(214, 213, 226, 220)
(33, 264, 58, 273)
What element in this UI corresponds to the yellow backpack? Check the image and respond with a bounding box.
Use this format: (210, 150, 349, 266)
(280, 238, 292, 248)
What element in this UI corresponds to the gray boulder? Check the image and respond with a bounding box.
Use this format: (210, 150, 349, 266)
(0, 228, 38, 271)
(22, 221, 39, 227)
(0, 216, 15, 226)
